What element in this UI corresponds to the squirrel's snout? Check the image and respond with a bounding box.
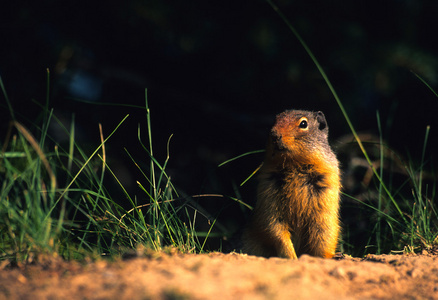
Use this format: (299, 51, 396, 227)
(270, 130, 285, 151)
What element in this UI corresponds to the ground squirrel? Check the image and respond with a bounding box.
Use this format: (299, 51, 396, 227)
(242, 109, 341, 259)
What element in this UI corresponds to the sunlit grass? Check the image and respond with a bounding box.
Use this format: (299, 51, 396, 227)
(0, 75, 214, 264)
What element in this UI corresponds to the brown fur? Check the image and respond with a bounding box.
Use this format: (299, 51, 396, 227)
(242, 110, 341, 259)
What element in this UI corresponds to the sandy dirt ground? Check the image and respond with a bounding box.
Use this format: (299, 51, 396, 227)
(1, 251, 438, 300)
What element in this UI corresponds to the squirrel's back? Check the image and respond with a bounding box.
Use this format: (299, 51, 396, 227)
(242, 109, 341, 259)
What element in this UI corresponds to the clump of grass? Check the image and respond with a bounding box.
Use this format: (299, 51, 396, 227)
(389, 124, 437, 253)
(1, 74, 71, 262)
(81, 90, 207, 255)
(340, 120, 437, 255)
(0, 75, 210, 264)
(0, 121, 61, 262)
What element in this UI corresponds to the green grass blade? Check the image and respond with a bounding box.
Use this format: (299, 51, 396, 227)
(0, 76, 15, 120)
(411, 71, 438, 98)
(54, 114, 129, 216)
(218, 150, 265, 167)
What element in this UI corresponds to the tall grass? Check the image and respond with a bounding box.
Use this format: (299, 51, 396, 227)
(0, 75, 209, 263)
(1, 74, 68, 262)
(85, 90, 207, 254)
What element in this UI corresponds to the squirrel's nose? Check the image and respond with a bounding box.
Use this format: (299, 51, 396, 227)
(270, 130, 285, 151)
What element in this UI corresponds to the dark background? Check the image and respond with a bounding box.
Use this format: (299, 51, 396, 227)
(1, 0, 438, 253)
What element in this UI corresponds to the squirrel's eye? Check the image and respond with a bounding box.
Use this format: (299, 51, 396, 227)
(299, 119, 308, 129)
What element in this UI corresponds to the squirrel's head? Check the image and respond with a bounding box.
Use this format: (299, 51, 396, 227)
(268, 110, 329, 157)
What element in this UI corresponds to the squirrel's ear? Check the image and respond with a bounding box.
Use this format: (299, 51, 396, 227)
(316, 111, 327, 131)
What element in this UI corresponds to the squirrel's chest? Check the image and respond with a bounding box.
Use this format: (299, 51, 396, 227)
(265, 165, 328, 197)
